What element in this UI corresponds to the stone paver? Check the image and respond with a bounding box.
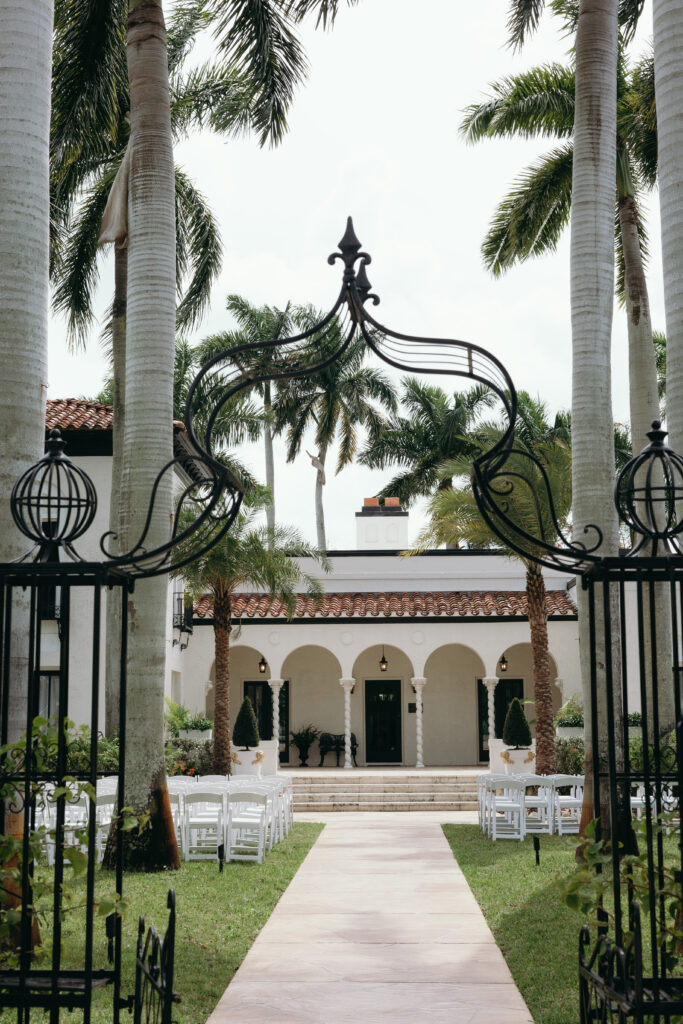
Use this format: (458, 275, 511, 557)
(206, 813, 533, 1024)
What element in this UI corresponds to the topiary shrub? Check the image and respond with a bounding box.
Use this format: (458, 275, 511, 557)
(233, 697, 260, 750)
(503, 698, 532, 749)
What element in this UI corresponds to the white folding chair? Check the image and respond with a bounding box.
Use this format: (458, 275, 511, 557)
(553, 775, 584, 835)
(489, 778, 526, 841)
(181, 789, 225, 861)
(226, 790, 268, 864)
(483, 775, 513, 837)
(95, 792, 116, 862)
(519, 775, 554, 835)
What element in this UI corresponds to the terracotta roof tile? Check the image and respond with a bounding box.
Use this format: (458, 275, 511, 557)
(193, 590, 577, 621)
(46, 399, 113, 431)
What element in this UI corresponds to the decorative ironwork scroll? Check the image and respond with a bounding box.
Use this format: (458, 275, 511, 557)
(129, 891, 179, 1024)
(184, 218, 604, 573)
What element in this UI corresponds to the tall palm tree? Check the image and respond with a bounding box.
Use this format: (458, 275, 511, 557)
(653, 0, 683, 455)
(359, 380, 494, 508)
(460, 46, 659, 452)
(201, 296, 303, 532)
(180, 496, 328, 773)
(51, 0, 359, 869)
(412, 396, 572, 775)
(275, 322, 397, 549)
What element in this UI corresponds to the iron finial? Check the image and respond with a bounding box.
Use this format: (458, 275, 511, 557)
(646, 420, 667, 447)
(338, 216, 362, 258)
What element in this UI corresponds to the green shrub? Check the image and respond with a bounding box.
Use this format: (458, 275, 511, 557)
(627, 711, 643, 727)
(165, 738, 214, 776)
(503, 698, 531, 749)
(555, 736, 585, 775)
(233, 697, 260, 750)
(165, 698, 190, 738)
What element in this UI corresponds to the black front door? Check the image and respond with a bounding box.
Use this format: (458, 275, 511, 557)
(477, 678, 524, 761)
(365, 680, 402, 763)
(244, 680, 290, 762)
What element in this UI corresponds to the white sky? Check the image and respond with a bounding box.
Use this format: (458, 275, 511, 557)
(46, 0, 662, 550)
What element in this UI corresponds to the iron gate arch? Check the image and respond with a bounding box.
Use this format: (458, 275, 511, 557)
(2, 219, 682, 1021)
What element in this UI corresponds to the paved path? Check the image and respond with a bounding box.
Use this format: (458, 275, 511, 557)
(207, 814, 533, 1024)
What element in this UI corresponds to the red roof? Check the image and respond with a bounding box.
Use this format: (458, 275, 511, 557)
(194, 590, 576, 620)
(46, 399, 113, 431)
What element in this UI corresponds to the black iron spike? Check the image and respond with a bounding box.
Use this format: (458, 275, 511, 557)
(338, 216, 362, 256)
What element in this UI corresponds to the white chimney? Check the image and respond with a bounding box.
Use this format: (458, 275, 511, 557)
(355, 497, 409, 550)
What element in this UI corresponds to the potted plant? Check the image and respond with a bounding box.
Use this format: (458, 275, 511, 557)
(501, 698, 535, 774)
(179, 713, 213, 743)
(554, 694, 584, 739)
(231, 696, 263, 775)
(290, 725, 320, 767)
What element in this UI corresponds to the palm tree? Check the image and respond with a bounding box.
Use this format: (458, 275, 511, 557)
(653, 0, 683, 455)
(180, 496, 328, 773)
(460, 45, 659, 452)
(201, 296, 303, 532)
(51, 0, 358, 869)
(275, 322, 397, 549)
(412, 396, 572, 775)
(359, 380, 494, 508)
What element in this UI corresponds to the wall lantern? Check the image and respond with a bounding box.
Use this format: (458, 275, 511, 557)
(258, 655, 267, 674)
(379, 646, 388, 672)
(499, 653, 508, 673)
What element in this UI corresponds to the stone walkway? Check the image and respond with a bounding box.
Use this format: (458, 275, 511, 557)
(206, 813, 533, 1024)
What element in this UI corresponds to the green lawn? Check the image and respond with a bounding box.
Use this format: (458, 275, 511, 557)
(27, 822, 323, 1024)
(443, 825, 582, 1024)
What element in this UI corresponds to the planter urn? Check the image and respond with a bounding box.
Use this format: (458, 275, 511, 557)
(179, 728, 213, 742)
(230, 746, 264, 777)
(501, 746, 536, 775)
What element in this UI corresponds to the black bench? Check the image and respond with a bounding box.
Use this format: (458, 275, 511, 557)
(318, 732, 358, 767)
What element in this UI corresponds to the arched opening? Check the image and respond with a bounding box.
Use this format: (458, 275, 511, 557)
(423, 644, 487, 766)
(351, 645, 415, 766)
(280, 645, 343, 767)
(205, 643, 267, 730)
(494, 642, 561, 740)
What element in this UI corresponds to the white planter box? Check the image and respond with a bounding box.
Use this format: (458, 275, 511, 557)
(489, 738, 536, 774)
(555, 726, 584, 739)
(230, 745, 263, 777)
(179, 729, 213, 742)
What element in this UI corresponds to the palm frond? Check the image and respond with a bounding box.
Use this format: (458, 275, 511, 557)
(482, 144, 573, 275)
(283, 0, 358, 28)
(171, 62, 256, 139)
(206, 0, 308, 147)
(174, 167, 223, 331)
(167, 0, 211, 75)
(506, 0, 546, 50)
(51, 162, 121, 349)
(460, 63, 575, 143)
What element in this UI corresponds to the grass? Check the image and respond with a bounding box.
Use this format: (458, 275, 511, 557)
(14, 822, 323, 1024)
(443, 825, 581, 1024)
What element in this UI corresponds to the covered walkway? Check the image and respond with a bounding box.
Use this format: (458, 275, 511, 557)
(206, 813, 532, 1024)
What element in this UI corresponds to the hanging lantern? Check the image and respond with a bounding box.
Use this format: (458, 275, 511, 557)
(499, 653, 508, 673)
(379, 646, 388, 672)
(258, 655, 267, 674)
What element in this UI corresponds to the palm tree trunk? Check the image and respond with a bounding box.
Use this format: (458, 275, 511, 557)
(0, 0, 52, 945)
(118, 0, 179, 870)
(653, 0, 683, 455)
(264, 382, 275, 534)
(212, 589, 232, 774)
(526, 565, 556, 775)
(105, 242, 128, 736)
(618, 195, 675, 736)
(315, 447, 327, 551)
(571, 0, 621, 836)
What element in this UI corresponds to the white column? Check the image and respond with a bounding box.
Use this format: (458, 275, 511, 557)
(339, 678, 355, 769)
(411, 677, 427, 769)
(482, 676, 499, 745)
(268, 678, 284, 772)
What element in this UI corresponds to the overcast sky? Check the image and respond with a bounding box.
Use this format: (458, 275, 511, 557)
(46, 0, 661, 550)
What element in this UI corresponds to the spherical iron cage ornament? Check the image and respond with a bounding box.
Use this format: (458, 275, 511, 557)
(615, 420, 683, 555)
(11, 428, 98, 562)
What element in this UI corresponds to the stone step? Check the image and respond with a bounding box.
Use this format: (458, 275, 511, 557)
(293, 801, 477, 812)
(293, 792, 477, 803)
(291, 781, 476, 791)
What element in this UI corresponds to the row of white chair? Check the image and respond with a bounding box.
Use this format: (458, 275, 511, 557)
(478, 773, 584, 840)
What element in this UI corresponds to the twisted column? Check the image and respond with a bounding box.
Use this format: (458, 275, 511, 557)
(268, 678, 284, 770)
(411, 677, 427, 768)
(339, 678, 355, 769)
(482, 676, 499, 752)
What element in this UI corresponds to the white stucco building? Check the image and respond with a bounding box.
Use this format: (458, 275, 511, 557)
(42, 400, 582, 768)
